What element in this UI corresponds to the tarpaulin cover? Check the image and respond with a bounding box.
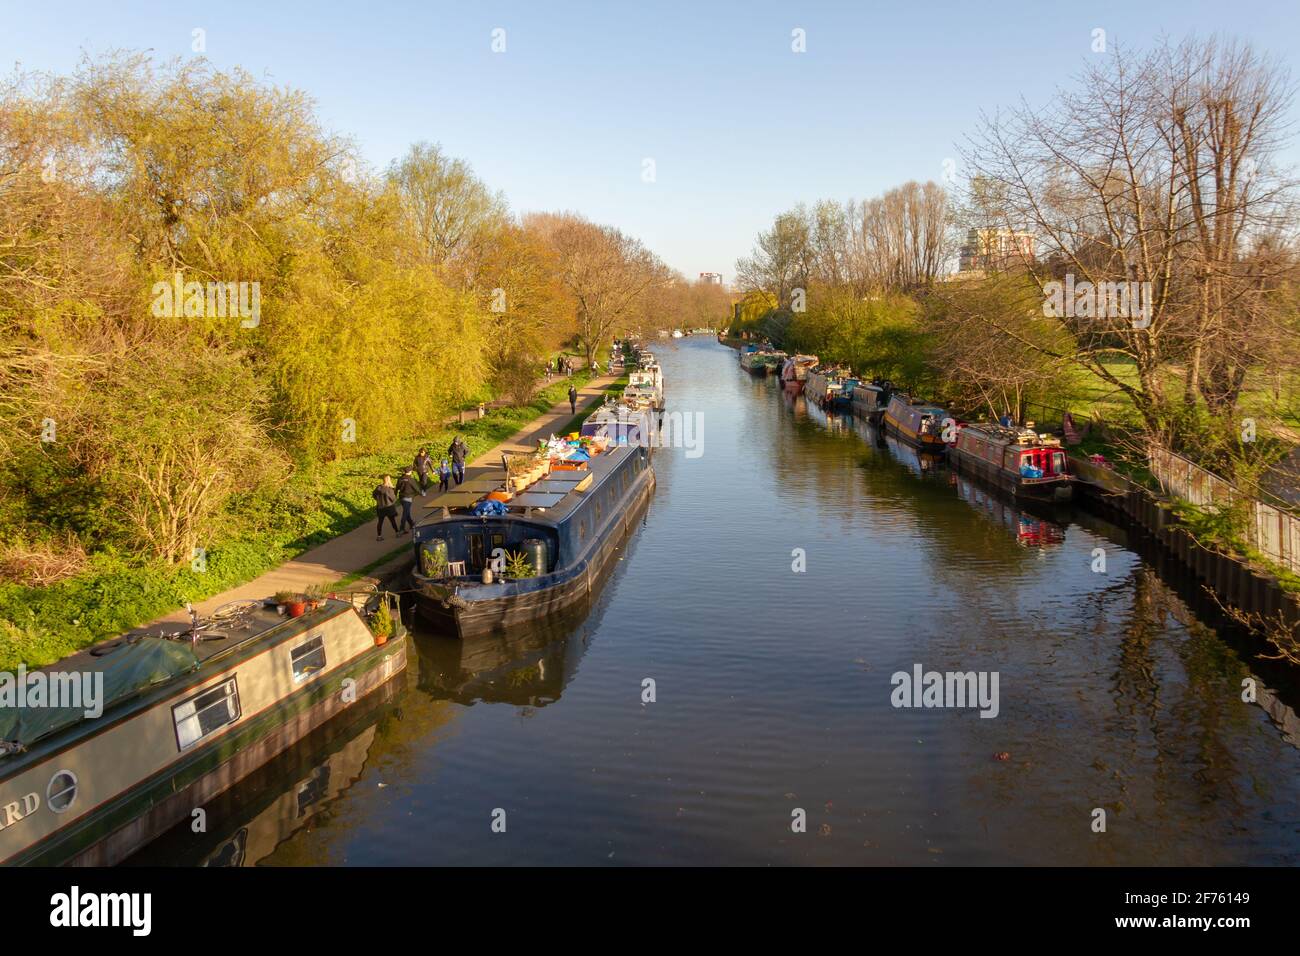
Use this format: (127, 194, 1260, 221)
(472, 499, 509, 516)
(0, 637, 200, 749)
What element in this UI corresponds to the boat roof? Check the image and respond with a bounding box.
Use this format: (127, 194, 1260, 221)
(419, 443, 640, 527)
(1, 599, 354, 758)
(963, 422, 1061, 447)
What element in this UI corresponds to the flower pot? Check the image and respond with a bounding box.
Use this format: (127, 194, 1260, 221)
(373, 630, 388, 646)
(286, 601, 307, 618)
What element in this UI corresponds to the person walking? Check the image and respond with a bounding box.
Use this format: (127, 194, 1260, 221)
(373, 475, 399, 541)
(568, 384, 578, 415)
(438, 457, 452, 493)
(413, 447, 433, 494)
(448, 435, 468, 485)
(397, 469, 421, 534)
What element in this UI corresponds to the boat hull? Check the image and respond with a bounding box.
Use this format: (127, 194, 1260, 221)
(950, 447, 1073, 501)
(882, 415, 948, 453)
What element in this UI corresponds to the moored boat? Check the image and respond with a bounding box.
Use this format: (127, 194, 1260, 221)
(779, 354, 819, 394)
(949, 423, 1073, 501)
(882, 394, 950, 452)
(850, 379, 894, 423)
(627, 362, 665, 411)
(740, 347, 786, 375)
(0, 592, 407, 866)
(410, 439, 656, 639)
(805, 366, 855, 410)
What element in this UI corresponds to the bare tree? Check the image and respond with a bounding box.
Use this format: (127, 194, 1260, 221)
(961, 36, 1299, 446)
(528, 213, 667, 367)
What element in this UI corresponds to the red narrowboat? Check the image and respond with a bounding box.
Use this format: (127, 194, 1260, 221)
(779, 355, 818, 394)
(949, 423, 1073, 501)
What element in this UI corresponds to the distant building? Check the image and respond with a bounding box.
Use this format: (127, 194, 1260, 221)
(699, 272, 723, 285)
(957, 228, 1036, 273)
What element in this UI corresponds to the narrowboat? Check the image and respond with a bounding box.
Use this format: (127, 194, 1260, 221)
(882, 394, 950, 453)
(627, 364, 665, 411)
(949, 423, 1073, 501)
(740, 348, 785, 375)
(410, 440, 656, 639)
(805, 367, 856, 410)
(0, 592, 407, 866)
(779, 355, 819, 394)
(850, 379, 894, 423)
(580, 400, 655, 448)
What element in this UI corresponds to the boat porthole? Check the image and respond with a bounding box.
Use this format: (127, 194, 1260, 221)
(47, 769, 78, 813)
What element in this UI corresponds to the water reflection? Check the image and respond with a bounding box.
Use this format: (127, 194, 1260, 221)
(412, 599, 595, 707)
(124, 674, 403, 867)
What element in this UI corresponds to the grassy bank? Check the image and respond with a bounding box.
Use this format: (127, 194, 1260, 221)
(0, 373, 600, 670)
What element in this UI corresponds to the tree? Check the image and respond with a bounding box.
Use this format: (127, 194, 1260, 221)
(528, 213, 667, 367)
(961, 36, 1299, 449)
(387, 141, 508, 288)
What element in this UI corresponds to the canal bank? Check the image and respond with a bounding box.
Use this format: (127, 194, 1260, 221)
(129, 337, 1300, 866)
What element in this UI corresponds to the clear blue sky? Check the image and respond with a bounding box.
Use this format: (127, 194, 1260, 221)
(4, 0, 1299, 281)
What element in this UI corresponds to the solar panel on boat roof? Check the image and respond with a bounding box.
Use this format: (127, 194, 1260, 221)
(530, 478, 586, 494)
(509, 492, 568, 508)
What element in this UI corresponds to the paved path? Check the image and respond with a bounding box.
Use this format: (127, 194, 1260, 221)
(151, 373, 618, 625)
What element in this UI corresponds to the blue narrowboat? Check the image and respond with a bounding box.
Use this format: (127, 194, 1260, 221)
(410, 442, 656, 638)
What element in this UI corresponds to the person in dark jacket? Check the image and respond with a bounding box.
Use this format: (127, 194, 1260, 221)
(396, 469, 421, 534)
(448, 436, 468, 485)
(438, 457, 452, 493)
(413, 447, 433, 494)
(568, 384, 578, 414)
(373, 475, 399, 540)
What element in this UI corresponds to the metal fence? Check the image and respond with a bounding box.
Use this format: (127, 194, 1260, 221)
(1148, 446, 1300, 575)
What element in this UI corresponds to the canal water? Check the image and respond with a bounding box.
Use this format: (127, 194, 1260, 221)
(131, 337, 1300, 866)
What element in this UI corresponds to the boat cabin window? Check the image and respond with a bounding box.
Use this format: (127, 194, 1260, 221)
(1051, 451, 1066, 475)
(290, 634, 327, 683)
(173, 678, 241, 750)
(46, 770, 78, 813)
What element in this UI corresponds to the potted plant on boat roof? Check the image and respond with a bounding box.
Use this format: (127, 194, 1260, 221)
(279, 590, 307, 618)
(273, 590, 296, 616)
(369, 599, 394, 646)
(303, 583, 326, 612)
